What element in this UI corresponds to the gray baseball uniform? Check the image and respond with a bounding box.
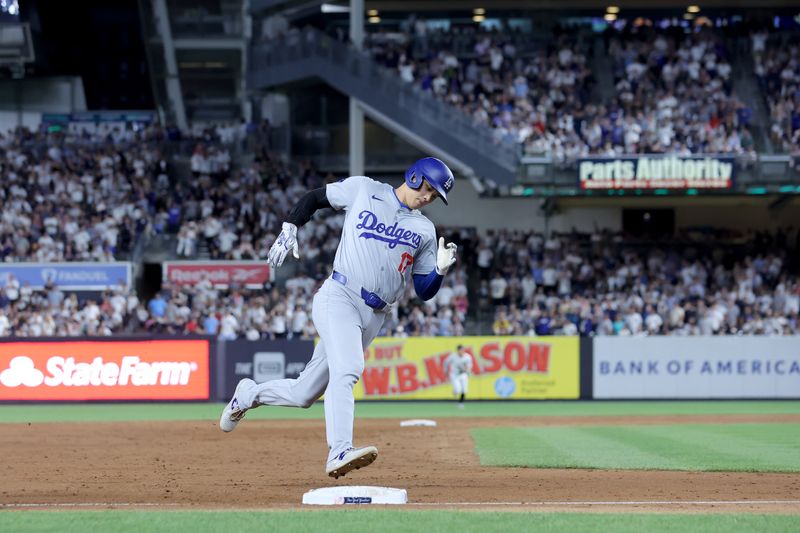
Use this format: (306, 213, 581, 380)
(245, 176, 438, 464)
(444, 351, 472, 395)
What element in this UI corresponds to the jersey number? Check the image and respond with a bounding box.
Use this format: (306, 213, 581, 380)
(398, 252, 413, 273)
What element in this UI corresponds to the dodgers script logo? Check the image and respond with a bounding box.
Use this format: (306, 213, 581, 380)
(356, 210, 422, 249)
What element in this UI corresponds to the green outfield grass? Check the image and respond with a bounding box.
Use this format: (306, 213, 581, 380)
(0, 510, 797, 533)
(0, 400, 799, 424)
(473, 423, 800, 472)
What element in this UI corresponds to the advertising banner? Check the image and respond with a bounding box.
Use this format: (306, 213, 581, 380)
(354, 337, 580, 400)
(0, 339, 210, 401)
(578, 155, 735, 190)
(218, 339, 313, 401)
(163, 261, 272, 288)
(43, 111, 156, 124)
(0, 262, 131, 290)
(593, 337, 800, 399)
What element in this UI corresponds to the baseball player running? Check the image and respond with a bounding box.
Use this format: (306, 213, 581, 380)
(444, 344, 472, 408)
(219, 157, 458, 479)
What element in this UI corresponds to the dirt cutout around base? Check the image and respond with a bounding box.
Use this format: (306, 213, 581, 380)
(2, 414, 800, 513)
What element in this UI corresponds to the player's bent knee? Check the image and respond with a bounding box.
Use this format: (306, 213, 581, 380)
(329, 363, 364, 383)
(295, 391, 322, 408)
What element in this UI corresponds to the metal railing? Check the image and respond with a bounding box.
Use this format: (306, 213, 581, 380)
(250, 27, 520, 184)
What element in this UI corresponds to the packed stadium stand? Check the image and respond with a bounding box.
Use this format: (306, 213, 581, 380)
(0, 4, 799, 340)
(1, 119, 796, 339)
(352, 23, 763, 165)
(753, 29, 800, 154)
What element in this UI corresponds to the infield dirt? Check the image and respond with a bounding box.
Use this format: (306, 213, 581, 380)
(2, 414, 800, 513)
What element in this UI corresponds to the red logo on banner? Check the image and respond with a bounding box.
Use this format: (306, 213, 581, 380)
(164, 262, 271, 288)
(0, 340, 210, 401)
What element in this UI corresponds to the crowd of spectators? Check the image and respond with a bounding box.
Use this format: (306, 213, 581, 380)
(0, 261, 471, 339)
(0, 281, 139, 337)
(174, 154, 334, 261)
(752, 30, 800, 154)
(0, 120, 268, 262)
(130, 261, 470, 340)
(600, 26, 755, 163)
(363, 27, 595, 159)
(2, 25, 800, 340)
(361, 23, 761, 166)
(0, 120, 469, 339)
(480, 227, 800, 337)
(0, 126, 167, 262)
(5, 215, 799, 339)
(256, 17, 800, 163)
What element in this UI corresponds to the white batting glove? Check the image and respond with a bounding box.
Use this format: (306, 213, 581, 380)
(267, 222, 300, 268)
(435, 236, 457, 275)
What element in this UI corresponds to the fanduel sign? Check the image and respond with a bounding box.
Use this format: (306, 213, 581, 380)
(578, 155, 735, 190)
(0, 263, 131, 290)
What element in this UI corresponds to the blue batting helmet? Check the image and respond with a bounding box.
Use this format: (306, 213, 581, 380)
(404, 157, 454, 205)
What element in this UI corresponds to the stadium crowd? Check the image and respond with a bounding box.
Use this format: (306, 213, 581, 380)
(126, 261, 470, 340)
(0, 126, 472, 338)
(0, 126, 164, 262)
(0, 265, 472, 339)
(360, 24, 758, 165)
(2, 215, 798, 338)
(752, 30, 800, 154)
(602, 26, 755, 161)
(363, 27, 596, 161)
(2, 17, 799, 339)
(481, 227, 800, 337)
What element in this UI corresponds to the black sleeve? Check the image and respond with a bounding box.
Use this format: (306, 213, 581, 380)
(287, 187, 332, 227)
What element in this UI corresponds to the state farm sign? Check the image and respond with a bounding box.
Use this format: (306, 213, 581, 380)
(163, 261, 271, 288)
(0, 339, 210, 400)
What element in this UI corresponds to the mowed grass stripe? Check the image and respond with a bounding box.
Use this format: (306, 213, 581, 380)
(472, 423, 800, 472)
(669, 424, 800, 472)
(576, 425, 742, 470)
(475, 426, 688, 470)
(1, 510, 799, 533)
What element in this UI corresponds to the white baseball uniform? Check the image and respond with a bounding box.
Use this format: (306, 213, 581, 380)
(245, 176, 438, 464)
(444, 351, 472, 396)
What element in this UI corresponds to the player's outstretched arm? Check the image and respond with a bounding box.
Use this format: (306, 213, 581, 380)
(412, 237, 457, 301)
(267, 187, 332, 269)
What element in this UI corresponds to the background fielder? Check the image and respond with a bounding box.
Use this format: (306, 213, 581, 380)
(219, 157, 458, 479)
(444, 344, 472, 407)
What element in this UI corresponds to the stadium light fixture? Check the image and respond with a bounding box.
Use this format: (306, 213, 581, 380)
(473, 15, 486, 22)
(606, 6, 620, 14)
(473, 8, 486, 15)
(320, 3, 350, 13)
(687, 5, 701, 13)
(368, 16, 381, 23)
(604, 13, 617, 21)
(367, 9, 378, 16)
